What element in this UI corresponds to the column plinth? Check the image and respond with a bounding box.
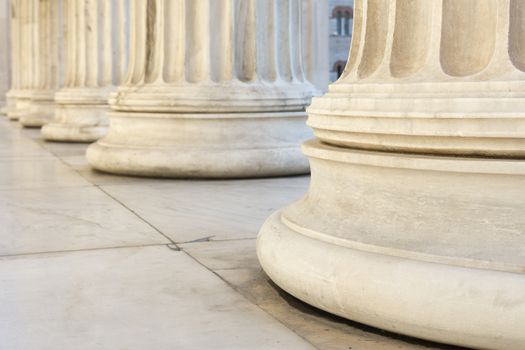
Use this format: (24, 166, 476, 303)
(87, 0, 318, 178)
(257, 1, 525, 349)
(42, 0, 128, 142)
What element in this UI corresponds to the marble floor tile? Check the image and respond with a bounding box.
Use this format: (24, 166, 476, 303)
(0, 157, 91, 190)
(0, 245, 315, 350)
(181, 239, 463, 350)
(0, 137, 53, 158)
(101, 177, 310, 243)
(0, 186, 169, 256)
(33, 138, 91, 157)
(60, 154, 172, 186)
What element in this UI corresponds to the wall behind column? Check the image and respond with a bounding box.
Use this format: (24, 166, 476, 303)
(0, 0, 10, 106)
(329, 0, 353, 81)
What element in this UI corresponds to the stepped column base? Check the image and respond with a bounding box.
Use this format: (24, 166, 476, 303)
(87, 111, 311, 178)
(257, 139, 525, 350)
(18, 91, 56, 128)
(41, 89, 109, 143)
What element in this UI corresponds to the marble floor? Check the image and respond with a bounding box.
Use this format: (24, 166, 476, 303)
(0, 118, 465, 350)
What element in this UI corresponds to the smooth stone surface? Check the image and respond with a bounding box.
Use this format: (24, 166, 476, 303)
(0, 186, 169, 256)
(0, 157, 90, 190)
(0, 119, 459, 349)
(87, 112, 312, 178)
(0, 246, 315, 350)
(100, 176, 310, 243)
(181, 239, 463, 350)
(258, 140, 525, 350)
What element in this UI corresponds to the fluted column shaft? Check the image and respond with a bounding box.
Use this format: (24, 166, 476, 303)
(88, 0, 319, 178)
(6, 0, 62, 125)
(302, 0, 329, 92)
(42, 0, 129, 142)
(0, 1, 10, 115)
(257, 1, 525, 349)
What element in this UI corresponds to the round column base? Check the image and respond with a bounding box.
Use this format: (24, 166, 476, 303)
(257, 139, 525, 350)
(41, 123, 107, 143)
(41, 104, 108, 143)
(87, 111, 312, 178)
(19, 102, 55, 128)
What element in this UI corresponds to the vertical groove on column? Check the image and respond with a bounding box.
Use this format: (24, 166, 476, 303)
(276, 0, 292, 82)
(50, 0, 61, 90)
(10, 0, 19, 90)
(440, 0, 497, 77)
(85, 0, 98, 87)
(185, 0, 210, 83)
(17, 0, 25, 89)
(75, 0, 86, 87)
(99, 0, 112, 87)
(21, 0, 31, 90)
(357, 0, 389, 79)
(116, 0, 129, 84)
(234, 0, 256, 82)
(126, 0, 147, 85)
(64, 0, 75, 88)
(163, 0, 185, 83)
(256, 0, 277, 83)
(509, 0, 525, 72)
(144, 0, 163, 83)
(30, 0, 39, 89)
(289, 0, 304, 82)
(390, 0, 432, 78)
(482, 0, 513, 77)
(340, 0, 363, 81)
(301, 0, 328, 89)
(210, 0, 233, 82)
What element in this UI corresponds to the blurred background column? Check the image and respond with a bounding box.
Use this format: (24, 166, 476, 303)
(0, 1, 10, 116)
(87, 0, 320, 178)
(42, 0, 129, 142)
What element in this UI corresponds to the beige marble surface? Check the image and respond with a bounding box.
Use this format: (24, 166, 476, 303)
(0, 118, 457, 349)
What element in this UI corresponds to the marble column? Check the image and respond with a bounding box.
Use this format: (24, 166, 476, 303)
(0, 1, 10, 116)
(87, 0, 318, 178)
(18, 0, 63, 127)
(5, 0, 62, 126)
(302, 0, 329, 92)
(257, 1, 525, 349)
(6, 0, 25, 121)
(42, 0, 129, 142)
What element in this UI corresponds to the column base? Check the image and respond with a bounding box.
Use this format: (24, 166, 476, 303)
(19, 100, 55, 128)
(87, 111, 311, 178)
(4, 93, 22, 120)
(41, 104, 108, 143)
(7, 109, 25, 121)
(7, 99, 29, 121)
(257, 139, 525, 350)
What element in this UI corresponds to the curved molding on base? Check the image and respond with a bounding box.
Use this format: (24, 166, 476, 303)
(19, 100, 55, 128)
(257, 139, 525, 350)
(110, 83, 318, 113)
(6, 97, 30, 121)
(87, 112, 312, 178)
(41, 123, 107, 143)
(257, 212, 525, 350)
(41, 103, 109, 143)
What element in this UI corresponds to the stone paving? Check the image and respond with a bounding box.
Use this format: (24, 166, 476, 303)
(0, 118, 462, 349)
